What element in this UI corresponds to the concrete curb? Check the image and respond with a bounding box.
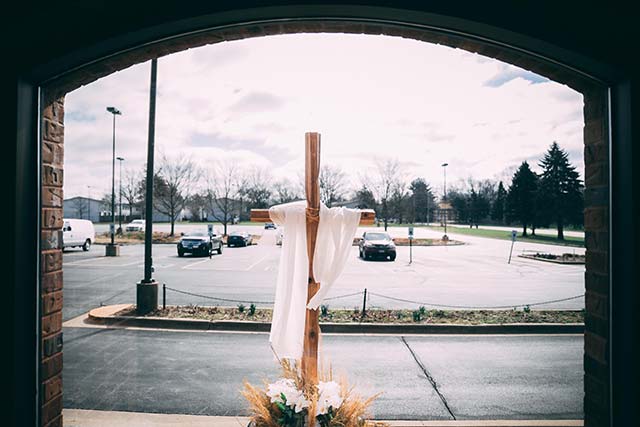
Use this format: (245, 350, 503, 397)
(88, 305, 584, 334)
(64, 409, 584, 427)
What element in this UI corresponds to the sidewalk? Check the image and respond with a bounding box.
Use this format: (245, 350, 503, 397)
(63, 409, 583, 427)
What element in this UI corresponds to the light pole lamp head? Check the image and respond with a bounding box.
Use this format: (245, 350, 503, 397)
(106, 106, 122, 115)
(441, 162, 448, 167)
(116, 157, 125, 161)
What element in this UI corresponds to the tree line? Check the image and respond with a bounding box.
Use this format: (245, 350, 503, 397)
(107, 142, 582, 239)
(442, 142, 583, 239)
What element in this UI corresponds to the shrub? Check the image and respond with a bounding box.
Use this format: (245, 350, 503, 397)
(320, 304, 329, 317)
(249, 303, 256, 316)
(238, 303, 246, 313)
(412, 310, 422, 322)
(523, 305, 531, 313)
(419, 306, 426, 315)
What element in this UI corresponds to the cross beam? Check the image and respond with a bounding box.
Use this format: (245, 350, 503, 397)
(251, 209, 375, 225)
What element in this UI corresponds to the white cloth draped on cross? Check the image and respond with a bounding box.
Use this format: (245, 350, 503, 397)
(268, 200, 361, 360)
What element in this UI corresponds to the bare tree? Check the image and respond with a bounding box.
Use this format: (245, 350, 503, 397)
(319, 165, 349, 207)
(185, 193, 207, 222)
(121, 168, 143, 219)
(205, 162, 240, 236)
(72, 197, 88, 219)
(244, 167, 273, 209)
(235, 171, 250, 221)
(273, 178, 301, 204)
(369, 159, 406, 230)
(153, 154, 200, 236)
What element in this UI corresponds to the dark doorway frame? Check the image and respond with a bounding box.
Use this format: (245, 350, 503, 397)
(12, 5, 634, 427)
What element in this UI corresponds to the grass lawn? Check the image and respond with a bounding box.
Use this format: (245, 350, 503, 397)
(424, 225, 584, 247)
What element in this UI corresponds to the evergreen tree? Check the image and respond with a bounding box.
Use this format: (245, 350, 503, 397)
(506, 161, 539, 236)
(447, 189, 468, 224)
(537, 142, 584, 239)
(491, 181, 507, 224)
(409, 178, 435, 223)
(355, 185, 377, 210)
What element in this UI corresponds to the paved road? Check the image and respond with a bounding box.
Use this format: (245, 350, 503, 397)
(63, 226, 585, 321)
(62, 327, 583, 420)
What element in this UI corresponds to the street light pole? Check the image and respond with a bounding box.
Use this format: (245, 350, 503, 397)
(137, 58, 159, 315)
(106, 106, 122, 256)
(442, 162, 449, 241)
(117, 157, 125, 233)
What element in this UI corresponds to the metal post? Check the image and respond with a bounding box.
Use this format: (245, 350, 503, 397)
(87, 185, 91, 222)
(442, 163, 449, 240)
(508, 240, 515, 264)
(137, 59, 159, 315)
(106, 106, 121, 255)
(163, 284, 166, 310)
(117, 157, 124, 233)
(508, 230, 517, 264)
(111, 114, 115, 243)
(361, 288, 367, 318)
(143, 59, 158, 283)
(409, 237, 413, 264)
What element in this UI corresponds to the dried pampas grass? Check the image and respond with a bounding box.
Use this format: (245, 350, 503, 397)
(242, 360, 384, 427)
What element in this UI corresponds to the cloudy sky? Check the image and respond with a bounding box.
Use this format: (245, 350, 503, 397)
(64, 33, 584, 200)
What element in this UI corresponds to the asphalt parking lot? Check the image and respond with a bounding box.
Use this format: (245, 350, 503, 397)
(63, 225, 585, 321)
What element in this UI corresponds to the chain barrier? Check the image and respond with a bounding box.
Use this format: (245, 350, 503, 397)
(163, 286, 583, 310)
(323, 290, 364, 301)
(367, 291, 585, 310)
(163, 287, 364, 306)
(164, 286, 274, 305)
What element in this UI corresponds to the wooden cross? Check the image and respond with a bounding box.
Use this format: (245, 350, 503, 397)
(250, 132, 374, 386)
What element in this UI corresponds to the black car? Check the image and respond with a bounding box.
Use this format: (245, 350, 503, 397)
(264, 222, 277, 230)
(227, 231, 253, 247)
(177, 231, 223, 257)
(359, 231, 396, 261)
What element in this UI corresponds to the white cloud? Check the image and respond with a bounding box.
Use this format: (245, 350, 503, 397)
(64, 33, 584, 199)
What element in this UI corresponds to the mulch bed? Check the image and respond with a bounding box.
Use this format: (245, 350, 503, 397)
(519, 253, 585, 264)
(115, 305, 584, 325)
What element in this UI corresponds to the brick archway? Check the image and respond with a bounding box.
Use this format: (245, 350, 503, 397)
(35, 12, 614, 427)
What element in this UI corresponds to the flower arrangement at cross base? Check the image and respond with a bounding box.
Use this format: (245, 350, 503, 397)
(242, 360, 383, 427)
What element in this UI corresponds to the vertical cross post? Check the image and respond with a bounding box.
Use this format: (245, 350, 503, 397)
(302, 132, 321, 387)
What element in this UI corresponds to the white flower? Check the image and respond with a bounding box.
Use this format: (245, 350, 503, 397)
(267, 378, 297, 404)
(290, 390, 310, 413)
(316, 381, 343, 415)
(266, 378, 309, 412)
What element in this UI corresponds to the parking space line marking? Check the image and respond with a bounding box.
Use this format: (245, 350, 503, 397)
(182, 258, 211, 270)
(64, 257, 116, 266)
(245, 253, 270, 271)
(65, 263, 139, 268)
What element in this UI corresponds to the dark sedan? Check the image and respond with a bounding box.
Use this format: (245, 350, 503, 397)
(359, 231, 396, 261)
(227, 231, 253, 247)
(177, 231, 223, 257)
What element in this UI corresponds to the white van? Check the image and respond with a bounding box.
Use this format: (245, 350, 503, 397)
(62, 219, 95, 251)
